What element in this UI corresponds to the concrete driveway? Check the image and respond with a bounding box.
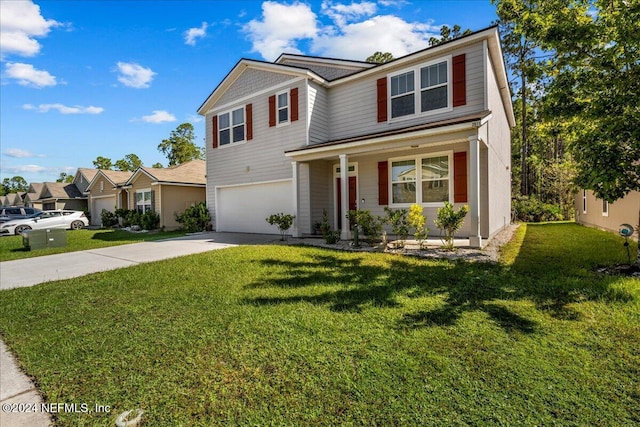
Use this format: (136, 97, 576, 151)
(0, 232, 279, 290)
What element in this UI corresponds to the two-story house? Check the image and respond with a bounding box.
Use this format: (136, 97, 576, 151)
(198, 26, 514, 247)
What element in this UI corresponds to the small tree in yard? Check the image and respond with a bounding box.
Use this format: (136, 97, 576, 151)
(408, 203, 429, 248)
(434, 202, 469, 251)
(266, 213, 295, 241)
(383, 207, 410, 247)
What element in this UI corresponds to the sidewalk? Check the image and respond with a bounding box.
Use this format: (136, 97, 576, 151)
(0, 232, 277, 426)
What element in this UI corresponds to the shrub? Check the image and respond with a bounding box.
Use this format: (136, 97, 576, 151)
(320, 209, 341, 244)
(141, 210, 160, 230)
(176, 202, 211, 232)
(408, 203, 429, 247)
(100, 209, 119, 228)
(266, 212, 295, 241)
(347, 209, 383, 242)
(434, 202, 468, 250)
(512, 195, 564, 222)
(383, 207, 410, 246)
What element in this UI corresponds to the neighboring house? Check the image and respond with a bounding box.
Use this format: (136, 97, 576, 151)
(3, 193, 21, 206)
(122, 160, 206, 230)
(39, 182, 86, 211)
(24, 183, 45, 209)
(74, 168, 99, 195)
(87, 170, 134, 226)
(575, 190, 640, 238)
(198, 26, 514, 247)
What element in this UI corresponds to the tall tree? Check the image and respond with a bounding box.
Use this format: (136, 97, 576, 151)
(114, 153, 143, 172)
(158, 123, 203, 167)
(2, 176, 28, 194)
(56, 172, 74, 183)
(366, 51, 394, 64)
(92, 156, 113, 170)
(428, 24, 472, 46)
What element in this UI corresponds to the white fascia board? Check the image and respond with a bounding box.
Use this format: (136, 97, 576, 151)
(285, 122, 476, 162)
(198, 60, 326, 115)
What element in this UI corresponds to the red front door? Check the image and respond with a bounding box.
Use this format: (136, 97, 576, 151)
(336, 176, 357, 229)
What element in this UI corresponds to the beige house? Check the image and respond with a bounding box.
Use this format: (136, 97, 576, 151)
(87, 170, 133, 226)
(198, 26, 514, 247)
(39, 182, 86, 211)
(74, 168, 99, 195)
(123, 160, 206, 230)
(2, 193, 21, 206)
(23, 183, 45, 209)
(576, 190, 640, 238)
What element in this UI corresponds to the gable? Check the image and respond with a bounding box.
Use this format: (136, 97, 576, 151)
(216, 68, 299, 109)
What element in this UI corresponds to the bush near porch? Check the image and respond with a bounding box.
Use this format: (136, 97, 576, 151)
(0, 223, 638, 426)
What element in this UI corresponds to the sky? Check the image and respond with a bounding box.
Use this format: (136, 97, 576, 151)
(0, 0, 499, 185)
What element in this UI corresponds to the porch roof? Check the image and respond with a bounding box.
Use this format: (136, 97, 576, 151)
(285, 110, 490, 161)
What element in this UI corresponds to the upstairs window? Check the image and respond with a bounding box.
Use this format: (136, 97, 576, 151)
(390, 71, 415, 118)
(387, 58, 452, 120)
(218, 107, 245, 146)
(420, 61, 448, 112)
(277, 91, 289, 124)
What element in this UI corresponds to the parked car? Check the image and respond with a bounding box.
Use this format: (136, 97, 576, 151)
(0, 210, 88, 236)
(0, 206, 42, 224)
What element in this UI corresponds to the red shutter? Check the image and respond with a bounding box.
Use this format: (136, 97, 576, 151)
(212, 115, 218, 148)
(453, 152, 467, 203)
(246, 104, 253, 140)
(269, 95, 276, 127)
(378, 161, 389, 205)
(452, 54, 466, 107)
(290, 88, 299, 122)
(377, 77, 388, 122)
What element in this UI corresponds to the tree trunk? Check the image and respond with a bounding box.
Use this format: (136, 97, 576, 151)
(520, 70, 529, 196)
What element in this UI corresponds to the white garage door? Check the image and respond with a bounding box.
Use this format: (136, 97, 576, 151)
(92, 197, 116, 226)
(217, 180, 292, 234)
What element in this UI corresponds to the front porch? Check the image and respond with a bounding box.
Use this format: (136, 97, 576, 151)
(286, 116, 493, 248)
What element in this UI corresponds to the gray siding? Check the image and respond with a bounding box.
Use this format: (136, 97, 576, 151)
(485, 46, 512, 236)
(326, 43, 486, 142)
(308, 81, 329, 144)
(205, 79, 307, 229)
(216, 69, 294, 107)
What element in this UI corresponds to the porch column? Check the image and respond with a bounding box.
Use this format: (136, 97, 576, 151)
(468, 135, 483, 248)
(339, 154, 350, 240)
(291, 161, 300, 237)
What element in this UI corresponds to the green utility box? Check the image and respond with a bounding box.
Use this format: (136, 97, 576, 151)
(22, 229, 67, 250)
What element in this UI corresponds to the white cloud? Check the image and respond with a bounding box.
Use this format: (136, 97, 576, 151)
(3, 148, 43, 158)
(115, 62, 156, 88)
(3, 164, 48, 174)
(321, 1, 377, 27)
(243, 1, 440, 61)
(184, 22, 208, 45)
(23, 103, 104, 114)
(5, 62, 57, 88)
(138, 110, 177, 123)
(0, 0, 60, 58)
(313, 15, 437, 59)
(243, 1, 318, 60)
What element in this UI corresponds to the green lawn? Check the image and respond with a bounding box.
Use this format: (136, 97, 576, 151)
(0, 223, 638, 426)
(0, 229, 186, 261)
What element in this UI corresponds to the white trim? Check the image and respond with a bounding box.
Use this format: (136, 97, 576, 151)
(90, 194, 115, 200)
(285, 121, 477, 161)
(217, 105, 247, 147)
(215, 178, 292, 190)
(207, 76, 305, 115)
(275, 88, 291, 127)
(387, 56, 453, 123)
(387, 151, 453, 208)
